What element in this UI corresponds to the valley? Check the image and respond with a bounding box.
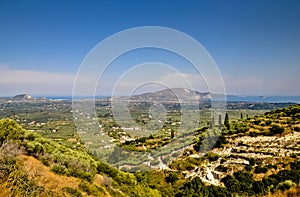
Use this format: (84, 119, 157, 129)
(0, 89, 300, 196)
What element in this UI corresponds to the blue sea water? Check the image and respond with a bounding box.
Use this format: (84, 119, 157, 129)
(44, 96, 110, 100)
(225, 95, 300, 104)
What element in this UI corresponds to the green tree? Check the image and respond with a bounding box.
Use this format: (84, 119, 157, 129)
(224, 113, 230, 130)
(210, 116, 214, 129)
(221, 175, 241, 193)
(171, 130, 175, 139)
(165, 172, 178, 184)
(269, 124, 284, 135)
(252, 181, 266, 194)
(235, 171, 254, 194)
(248, 157, 256, 166)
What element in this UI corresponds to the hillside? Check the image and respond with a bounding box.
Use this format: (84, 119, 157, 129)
(0, 119, 163, 196)
(0, 104, 300, 196)
(174, 104, 300, 196)
(12, 94, 33, 100)
(130, 88, 213, 101)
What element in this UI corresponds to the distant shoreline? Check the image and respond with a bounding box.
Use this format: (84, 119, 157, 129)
(1, 95, 299, 104)
(1, 93, 300, 104)
(224, 95, 300, 104)
(48, 95, 300, 103)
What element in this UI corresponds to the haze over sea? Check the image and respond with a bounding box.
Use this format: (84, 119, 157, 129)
(44, 95, 300, 104)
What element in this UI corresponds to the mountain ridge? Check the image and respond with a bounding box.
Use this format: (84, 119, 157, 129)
(130, 88, 224, 101)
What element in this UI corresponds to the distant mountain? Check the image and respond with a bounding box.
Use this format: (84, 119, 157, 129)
(130, 88, 218, 101)
(12, 94, 33, 100)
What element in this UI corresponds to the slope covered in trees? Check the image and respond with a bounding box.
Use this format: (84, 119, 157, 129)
(0, 104, 300, 196)
(0, 118, 228, 196)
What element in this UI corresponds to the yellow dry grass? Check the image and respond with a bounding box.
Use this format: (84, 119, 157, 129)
(18, 155, 113, 197)
(19, 155, 79, 193)
(264, 184, 300, 197)
(0, 186, 10, 197)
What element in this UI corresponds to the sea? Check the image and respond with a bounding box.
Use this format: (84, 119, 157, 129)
(225, 95, 300, 104)
(44, 95, 300, 104)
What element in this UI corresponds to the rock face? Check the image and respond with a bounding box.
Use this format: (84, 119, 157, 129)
(185, 164, 220, 186)
(13, 94, 33, 100)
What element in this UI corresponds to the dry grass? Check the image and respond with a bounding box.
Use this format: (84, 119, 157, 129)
(265, 184, 300, 197)
(19, 155, 79, 194)
(18, 155, 113, 197)
(0, 186, 11, 197)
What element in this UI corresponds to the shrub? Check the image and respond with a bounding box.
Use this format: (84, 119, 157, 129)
(221, 175, 241, 193)
(220, 158, 227, 164)
(269, 124, 284, 135)
(78, 181, 100, 196)
(276, 180, 296, 192)
(248, 158, 256, 166)
(216, 165, 227, 172)
(24, 141, 44, 155)
(290, 161, 300, 171)
(50, 164, 68, 175)
(206, 152, 219, 162)
(245, 164, 252, 171)
(115, 171, 137, 185)
(62, 187, 82, 197)
(252, 181, 266, 195)
(213, 134, 227, 148)
(0, 141, 22, 181)
(266, 164, 277, 170)
(0, 119, 26, 143)
(254, 165, 268, 174)
(4, 167, 44, 196)
(253, 119, 261, 125)
(273, 170, 300, 184)
(121, 184, 162, 197)
(38, 153, 52, 166)
(97, 162, 118, 178)
(262, 176, 278, 191)
(176, 177, 205, 196)
(294, 126, 300, 132)
(265, 120, 272, 126)
(0, 141, 44, 196)
(165, 172, 179, 184)
(233, 171, 254, 193)
(68, 169, 93, 182)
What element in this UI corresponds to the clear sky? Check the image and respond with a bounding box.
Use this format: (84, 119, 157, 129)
(0, 0, 299, 96)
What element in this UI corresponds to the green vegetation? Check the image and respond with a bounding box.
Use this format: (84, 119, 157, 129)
(0, 141, 44, 196)
(176, 177, 230, 197)
(224, 112, 230, 130)
(221, 160, 300, 195)
(0, 118, 234, 196)
(1, 99, 300, 196)
(0, 119, 164, 196)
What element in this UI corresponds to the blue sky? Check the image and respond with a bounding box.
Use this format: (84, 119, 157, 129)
(0, 0, 299, 96)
